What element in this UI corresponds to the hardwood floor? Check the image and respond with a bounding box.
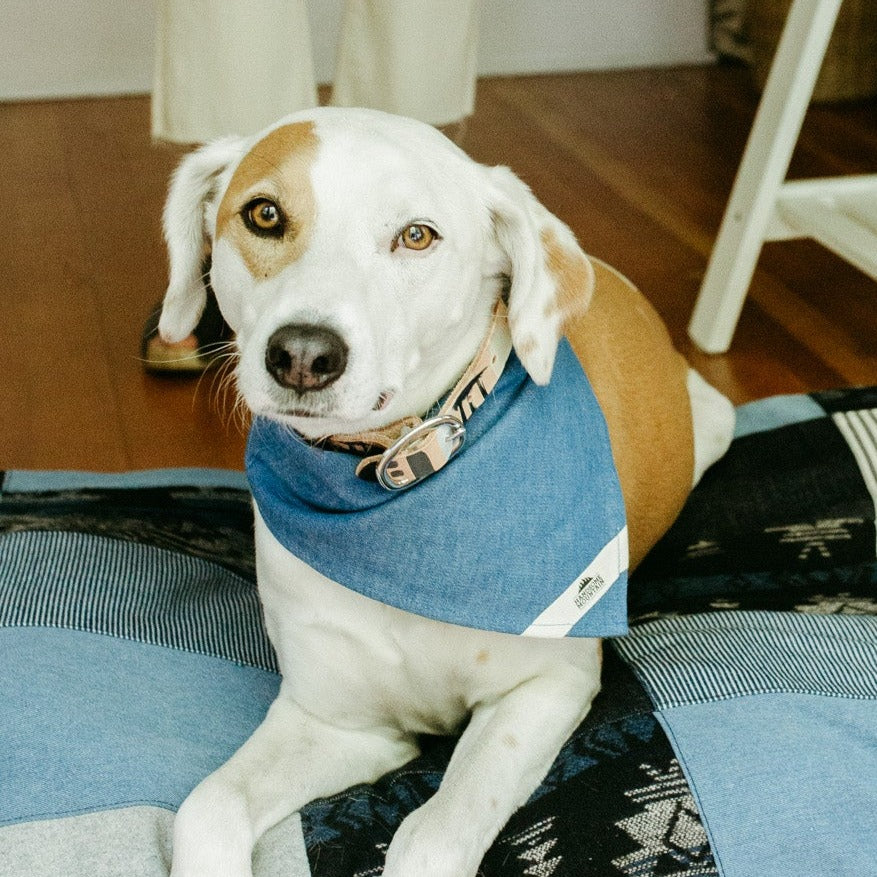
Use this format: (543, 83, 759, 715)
(1, 64, 875, 471)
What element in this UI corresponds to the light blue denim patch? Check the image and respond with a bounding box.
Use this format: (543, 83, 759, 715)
(0, 627, 278, 826)
(733, 394, 825, 439)
(657, 695, 877, 877)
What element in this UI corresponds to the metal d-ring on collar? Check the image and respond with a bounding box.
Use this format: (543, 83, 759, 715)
(375, 414, 467, 491)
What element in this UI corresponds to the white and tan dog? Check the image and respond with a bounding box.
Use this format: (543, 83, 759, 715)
(160, 107, 734, 877)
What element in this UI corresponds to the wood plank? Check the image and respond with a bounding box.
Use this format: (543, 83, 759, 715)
(0, 100, 127, 469)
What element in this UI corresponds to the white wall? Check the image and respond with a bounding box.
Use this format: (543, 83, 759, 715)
(0, 0, 712, 102)
(1, 0, 157, 101)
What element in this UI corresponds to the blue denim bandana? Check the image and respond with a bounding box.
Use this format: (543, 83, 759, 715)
(245, 340, 629, 638)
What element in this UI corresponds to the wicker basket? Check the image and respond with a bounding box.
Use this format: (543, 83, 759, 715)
(750, 0, 877, 102)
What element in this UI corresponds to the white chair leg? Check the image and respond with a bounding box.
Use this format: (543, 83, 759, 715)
(688, 0, 843, 353)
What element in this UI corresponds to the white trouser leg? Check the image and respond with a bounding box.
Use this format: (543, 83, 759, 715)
(331, 0, 480, 126)
(152, 0, 318, 143)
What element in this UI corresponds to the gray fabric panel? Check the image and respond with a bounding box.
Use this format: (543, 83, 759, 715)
(0, 807, 310, 877)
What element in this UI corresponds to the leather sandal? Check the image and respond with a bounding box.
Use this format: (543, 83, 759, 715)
(141, 291, 231, 374)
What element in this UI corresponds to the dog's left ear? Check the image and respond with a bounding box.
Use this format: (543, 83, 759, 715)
(483, 165, 595, 385)
(159, 136, 245, 343)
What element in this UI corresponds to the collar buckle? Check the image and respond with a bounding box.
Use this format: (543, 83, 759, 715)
(375, 414, 466, 491)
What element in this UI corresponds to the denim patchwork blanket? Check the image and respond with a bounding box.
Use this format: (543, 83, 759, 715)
(1, 387, 875, 877)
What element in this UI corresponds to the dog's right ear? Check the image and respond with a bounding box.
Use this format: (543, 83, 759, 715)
(159, 137, 244, 343)
(482, 165, 595, 386)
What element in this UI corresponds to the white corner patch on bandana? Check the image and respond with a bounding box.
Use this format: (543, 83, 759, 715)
(522, 526, 629, 638)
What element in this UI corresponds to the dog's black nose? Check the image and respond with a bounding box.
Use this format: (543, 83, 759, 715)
(265, 324, 348, 392)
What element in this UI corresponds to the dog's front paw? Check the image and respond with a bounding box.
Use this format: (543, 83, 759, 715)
(170, 839, 254, 877)
(382, 801, 482, 877)
(170, 787, 254, 877)
(171, 836, 254, 877)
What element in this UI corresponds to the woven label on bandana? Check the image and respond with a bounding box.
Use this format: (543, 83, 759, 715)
(523, 526, 629, 637)
(246, 341, 629, 638)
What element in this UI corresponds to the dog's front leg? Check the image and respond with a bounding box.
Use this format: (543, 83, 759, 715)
(382, 662, 600, 877)
(171, 688, 419, 877)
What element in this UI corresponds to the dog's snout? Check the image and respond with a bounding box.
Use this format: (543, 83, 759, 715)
(265, 324, 348, 392)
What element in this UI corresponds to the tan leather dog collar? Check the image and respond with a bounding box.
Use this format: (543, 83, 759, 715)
(326, 300, 512, 490)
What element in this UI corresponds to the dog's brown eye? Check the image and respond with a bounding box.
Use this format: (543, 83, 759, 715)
(244, 198, 285, 237)
(394, 223, 438, 251)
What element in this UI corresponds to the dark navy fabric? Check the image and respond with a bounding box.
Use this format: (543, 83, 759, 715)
(633, 387, 877, 619)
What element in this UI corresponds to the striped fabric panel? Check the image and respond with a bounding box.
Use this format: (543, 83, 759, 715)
(834, 408, 877, 555)
(613, 611, 877, 709)
(0, 530, 276, 671)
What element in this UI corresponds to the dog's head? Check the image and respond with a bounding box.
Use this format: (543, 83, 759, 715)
(160, 107, 594, 438)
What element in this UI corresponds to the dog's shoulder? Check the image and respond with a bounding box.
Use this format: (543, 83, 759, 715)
(564, 259, 694, 569)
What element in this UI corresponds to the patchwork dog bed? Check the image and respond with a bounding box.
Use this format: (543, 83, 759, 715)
(1, 388, 875, 877)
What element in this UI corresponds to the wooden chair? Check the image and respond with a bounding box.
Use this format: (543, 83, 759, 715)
(688, 0, 877, 353)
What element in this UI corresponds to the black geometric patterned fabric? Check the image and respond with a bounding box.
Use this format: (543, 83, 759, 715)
(633, 387, 877, 621)
(0, 478, 257, 580)
(480, 649, 717, 877)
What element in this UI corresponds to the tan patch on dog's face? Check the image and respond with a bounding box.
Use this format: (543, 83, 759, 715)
(540, 227, 592, 320)
(215, 122, 318, 279)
